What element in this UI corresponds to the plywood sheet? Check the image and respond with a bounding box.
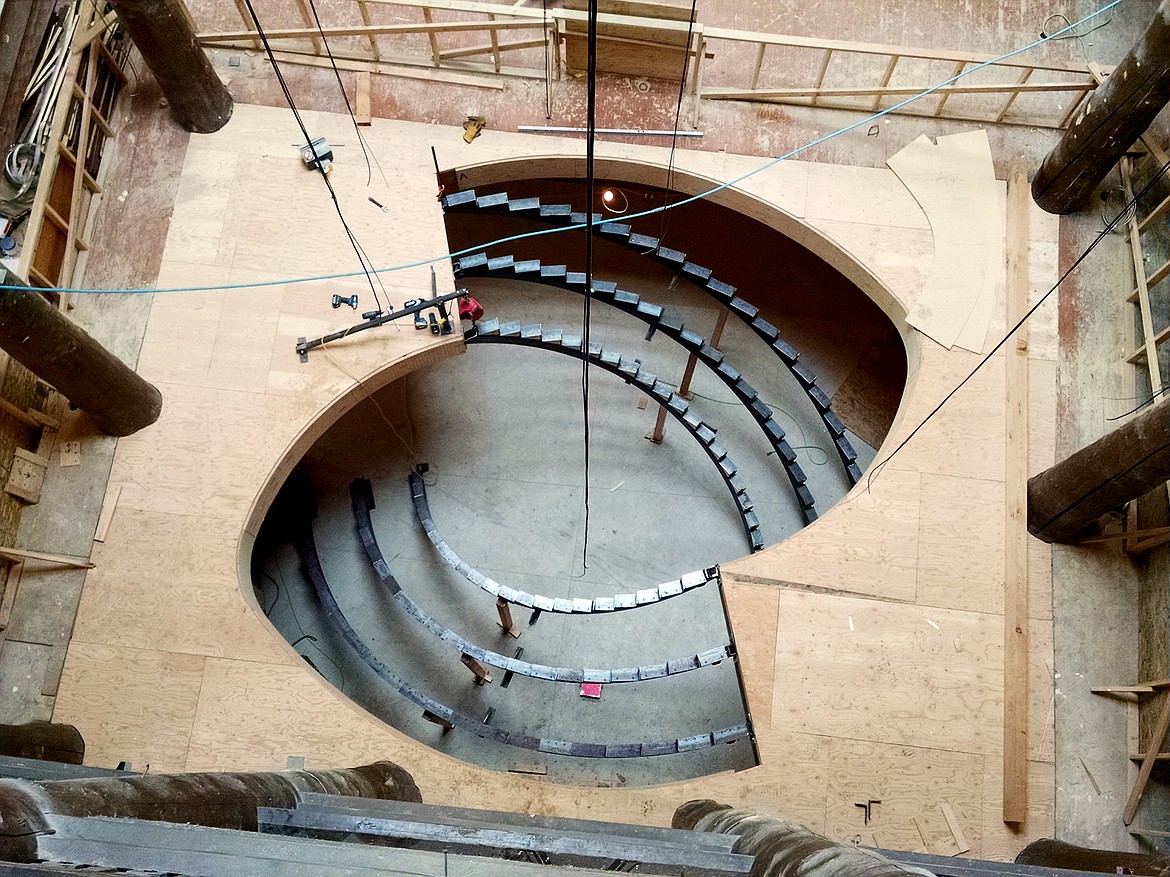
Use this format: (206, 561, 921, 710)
(723, 580, 779, 729)
(726, 467, 921, 602)
(53, 642, 206, 774)
(887, 132, 1003, 352)
(71, 508, 288, 663)
(824, 738, 984, 855)
(772, 589, 1004, 755)
(916, 474, 1005, 614)
(46, 105, 1055, 858)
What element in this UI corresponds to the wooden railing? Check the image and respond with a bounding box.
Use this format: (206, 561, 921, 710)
(198, 0, 1103, 129)
(698, 28, 1103, 128)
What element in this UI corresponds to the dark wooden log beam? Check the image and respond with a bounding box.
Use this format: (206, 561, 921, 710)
(0, 270, 162, 436)
(0, 722, 84, 764)
(0, 760, 422, 863)
(1017, 839, 1170, 876)
(1031, 1, 1169, 214)
(106, 0, 232, 134)
(1028, 397, 1170, 543)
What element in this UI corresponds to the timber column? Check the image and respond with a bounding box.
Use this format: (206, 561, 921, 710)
(107, 0, 232, 133)
(1032, 1, 1169, 214)
(0, 271, 162, 437)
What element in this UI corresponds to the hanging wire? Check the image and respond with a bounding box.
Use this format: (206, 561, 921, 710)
(0, 0, 1124, 298)
(579, 0, 599, 569)
(241, 0, 385, 313)
(304, 0, 389, 189)
(865, 159, 1170, 489)
(542, 0, 553, 119)
(656, 0, 698, 247)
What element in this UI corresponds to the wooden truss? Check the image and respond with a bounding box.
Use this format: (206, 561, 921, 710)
(197, 0, 1104, 130)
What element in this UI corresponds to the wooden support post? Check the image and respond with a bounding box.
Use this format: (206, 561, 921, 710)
(355, 72, 372, 125)
(1027, 396, 1170, 543)
(421, 710, 455, 730)
(496, 596, 521, 638)
(107, 0, 233, 133)
(648, 306, 728, 444)
(0, 548, 94, 569)
(1032, 1, 1169, 214)
(1123, 690, 1170, 825)
(461, 652, 492, 685)
(1003, 169, 1030, 825)
(0, 273, 162, 437)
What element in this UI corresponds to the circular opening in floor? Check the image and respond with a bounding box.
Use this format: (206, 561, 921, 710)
(248, 159, 910, 787)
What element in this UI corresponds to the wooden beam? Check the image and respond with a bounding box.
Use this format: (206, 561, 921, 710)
(356, 0, 381, 61)
(421, 8, 442, 65)
(1123, 693, 1170, 824)
(0, 271, 162, 437)
(199, 19, 542, 43)
(355, 71, 371, 124)
(266, 50, 506, 90)
(702, 80, 1101, 100)
(1121, 158, 1164, 399)
(437, 37, 545, 61)
(1027, 396, 1170, 543)
(1032, 1, 1169, 213)
(1003, 168, 1030, 825)
(0, 547, 95, 569)
(109, 0, 233, 133)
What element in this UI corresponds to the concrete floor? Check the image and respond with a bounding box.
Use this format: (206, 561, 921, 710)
(250, 250, 880, 783)
(0, 0, 1165, 853)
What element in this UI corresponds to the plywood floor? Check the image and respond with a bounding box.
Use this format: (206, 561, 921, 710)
(51, 103, 1059, 860)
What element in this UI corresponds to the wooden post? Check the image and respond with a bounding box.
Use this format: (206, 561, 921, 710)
(421, 709, 455, 730)
(1031, 1, 1169, 214)
(107, 0, 233, 133)
(1003, 169, 1030, 824)
(1027, 396, 1170, 543)
(461, 652, 492, 685)
(648, 307, 729, 444)
(496, 596, 521, 638)
(0, 271, 162, 437)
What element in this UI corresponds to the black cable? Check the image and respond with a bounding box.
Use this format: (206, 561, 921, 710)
(1106, 385, 1169, 421)
(580, 0, 599, 569)
(241, 0, 385, 313)
(867, 159, 1170, 490)
(542, 0, 552, 119)
(656, 0, 698, 246)
(304, 0, 388, 189)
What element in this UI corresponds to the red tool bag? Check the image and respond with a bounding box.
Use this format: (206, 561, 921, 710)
(459, 295, 484, 322)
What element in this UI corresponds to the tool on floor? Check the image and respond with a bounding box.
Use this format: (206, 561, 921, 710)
(428, 313, 440, 334)
(368, 196, 388, 212)
(403, 298, 426, 329)
(580, 683, 603, 700)
(430, 266, 453, 334)
(362, 309, 382, 321)
(331, 293, 358, 309)
(299, 136, 333, 173)
(854, 800, 881, 824)
(459, 295, 483, 322)
(296, 290, 468, 359)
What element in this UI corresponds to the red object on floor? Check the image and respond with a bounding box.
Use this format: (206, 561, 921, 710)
(580, 682, 602, 699)
(459, 295, 484, 322)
